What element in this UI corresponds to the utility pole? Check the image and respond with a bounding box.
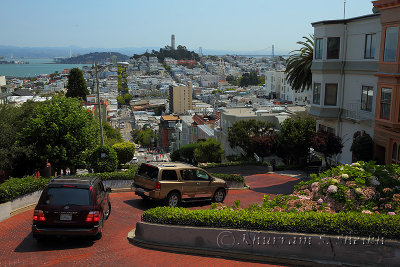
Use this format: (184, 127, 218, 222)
(96, 63, 104, 146)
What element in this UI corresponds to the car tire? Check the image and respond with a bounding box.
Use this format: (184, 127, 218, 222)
(166, 192, 181, 207)
(94, 220, 103, 240)
(104, 202, 111, 220)
(212, 188, 226, 203)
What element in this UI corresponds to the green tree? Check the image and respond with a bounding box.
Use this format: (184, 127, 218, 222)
(65, 68, 89, 99)
(180, 143, 199, 164)
(89, 145, 118, 173)
(17, 97, 99, 174)
(311, 130, 343, 166)
(135, 128, 157, 147)
(117, 95, 125, 107)
(228, 119, 275, 157)
(351, 133, 374, 162)
(0, 102, 38, 177)
(285, 35, 313, 92)
(277, 116, 316, 165)
(194, 138, 224, 163)
(112, 142, 135, 165)
(123, 93, 133, 105)
(170, 149, 182, 162)
(103, 123, 123, 147)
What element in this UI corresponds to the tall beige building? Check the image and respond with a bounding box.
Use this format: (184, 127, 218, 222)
(169, 82, 193, 114)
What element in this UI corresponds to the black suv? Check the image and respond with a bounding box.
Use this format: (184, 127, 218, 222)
(32, 176, 111, 240)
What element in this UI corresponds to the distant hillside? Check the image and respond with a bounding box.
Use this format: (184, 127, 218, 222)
(55, 52, 129, 64)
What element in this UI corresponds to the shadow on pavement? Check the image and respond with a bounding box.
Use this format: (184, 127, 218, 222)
(123, 198, 212, 211)
(250, 180, 300, 195)
(14, 233, 95, 253)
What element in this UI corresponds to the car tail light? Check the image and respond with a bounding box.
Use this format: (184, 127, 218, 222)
(85, 211, 100, 222)
(33, 210, 45, 222)
(156, 182, 161, 190)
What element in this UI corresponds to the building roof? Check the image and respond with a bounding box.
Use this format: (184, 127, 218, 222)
(161, 115, 179, 121)
(312, 13, 380, 27)
(12, 89, 33, 96)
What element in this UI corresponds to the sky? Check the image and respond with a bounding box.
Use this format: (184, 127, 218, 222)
(1, 0, 375, 53)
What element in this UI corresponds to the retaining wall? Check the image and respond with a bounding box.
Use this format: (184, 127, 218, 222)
(131, 222, 400, 267)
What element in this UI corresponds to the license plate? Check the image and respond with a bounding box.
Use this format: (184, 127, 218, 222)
(60, 213, 72, 221)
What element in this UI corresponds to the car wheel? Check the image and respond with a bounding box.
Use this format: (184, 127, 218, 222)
(104, 202, 111, 220)
(94, 220, 103, 240)
(213, 189, 226, 203)
(166, 192, 180, 207)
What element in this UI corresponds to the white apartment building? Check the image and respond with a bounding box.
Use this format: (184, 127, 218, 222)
(265, 70, 311, 105)
(309, 13, 381, 164)
(0, 76, 6, 87)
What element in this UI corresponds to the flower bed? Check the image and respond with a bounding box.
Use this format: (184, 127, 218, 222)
(288, 161, 400, 214)
(142, 206, 400, 239)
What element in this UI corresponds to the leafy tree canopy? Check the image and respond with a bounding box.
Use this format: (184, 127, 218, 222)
(17, 96, 99, 174)
(351, 133, 373, 162)
(312, 130, 343, 166)
(228, 119, 275, 156)
(194, 138, 224, 163)
(277, 116, 316, 165)
(131, 45, 200, 62)
(66, 68, 89, 99)
(112, 142, 135, 165)
(0, 101, 38, 177)
(135, 128, 157, 147)
(89, 145, 118, 173)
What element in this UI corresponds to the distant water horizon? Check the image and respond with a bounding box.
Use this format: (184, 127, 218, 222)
(0, 58, 91, 78)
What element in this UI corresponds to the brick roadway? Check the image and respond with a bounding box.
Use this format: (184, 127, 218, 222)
(0, 173, 299, 267)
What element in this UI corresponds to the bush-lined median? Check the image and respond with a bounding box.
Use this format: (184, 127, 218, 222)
(0, 176, 51, 203)
(142, 206, 400, 239)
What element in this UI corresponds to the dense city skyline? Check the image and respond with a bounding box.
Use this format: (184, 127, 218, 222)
(2, 0, 374, 53)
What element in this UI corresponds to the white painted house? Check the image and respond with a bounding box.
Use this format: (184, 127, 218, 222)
(309, 13, 381, 164)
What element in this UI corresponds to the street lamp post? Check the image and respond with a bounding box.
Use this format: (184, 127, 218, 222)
(95, 63, 104, 146)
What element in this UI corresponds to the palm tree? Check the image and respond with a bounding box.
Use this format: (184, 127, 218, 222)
(285, 35, 314, 92)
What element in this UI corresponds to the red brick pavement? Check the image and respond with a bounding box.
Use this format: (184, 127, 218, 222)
(0, 173, 299, 266)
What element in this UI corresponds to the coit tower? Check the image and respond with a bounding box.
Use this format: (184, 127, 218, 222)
(171, 34, 175, 50)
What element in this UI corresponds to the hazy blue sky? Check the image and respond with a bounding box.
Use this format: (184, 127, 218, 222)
(2, 0, 375, 52)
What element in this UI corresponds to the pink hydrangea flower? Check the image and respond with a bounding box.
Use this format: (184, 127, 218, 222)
(362, 210, 372, 214)
(317, 198, 323, 204)
(388, 212, 396, 215)
(327, 185, 338, 193)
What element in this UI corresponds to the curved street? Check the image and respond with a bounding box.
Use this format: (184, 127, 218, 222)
(0, 170, 301, 266)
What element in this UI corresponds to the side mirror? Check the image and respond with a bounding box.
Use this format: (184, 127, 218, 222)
(106, 187, 111, 193)
(209, 176, 214, 182)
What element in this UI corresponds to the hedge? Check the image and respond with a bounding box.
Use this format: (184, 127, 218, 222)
(0, 176, 51, 203)
(142, 207, 400, 239)
(200, 161, 270, 169)
(210, 173, 245, 183)
(82, 166, 138, 181)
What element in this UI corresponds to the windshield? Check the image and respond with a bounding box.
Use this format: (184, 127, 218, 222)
(42, 187, 92, 206)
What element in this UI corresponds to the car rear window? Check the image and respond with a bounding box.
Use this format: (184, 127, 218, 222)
(137, 164, 159, 180)
(42, 187, 92, 206)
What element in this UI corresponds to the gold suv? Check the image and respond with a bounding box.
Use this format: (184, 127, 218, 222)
(132, 162, 228, 207)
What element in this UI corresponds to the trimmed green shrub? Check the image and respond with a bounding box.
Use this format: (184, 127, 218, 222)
(199, 161, 270, 169)
(142, 207, 400, 239)
(82, 166, 138, 181)
(112, 142, 135, 164)
(0, 176, 51, 203)
(210, 173, 245, 183)
(89, 145, 118, 173)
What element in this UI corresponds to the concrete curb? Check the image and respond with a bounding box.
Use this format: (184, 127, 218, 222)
(128, 222, 400, 267)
